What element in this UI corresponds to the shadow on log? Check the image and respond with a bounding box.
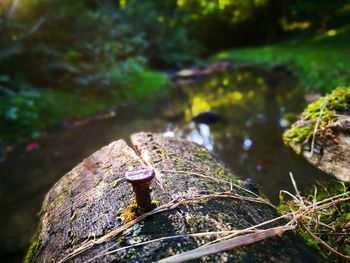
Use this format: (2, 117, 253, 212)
(26, 133, 324, 262)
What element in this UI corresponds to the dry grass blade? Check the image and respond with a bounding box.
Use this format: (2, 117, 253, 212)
(85, 229, 256, 263)
(289, 172, 303, 202)
(310, 98, 329, 157)
(156, 225, 295, 263)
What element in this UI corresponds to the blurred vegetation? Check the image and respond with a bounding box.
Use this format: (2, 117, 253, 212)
(1, 0, 350, 146)
(214, 26, 350, 92)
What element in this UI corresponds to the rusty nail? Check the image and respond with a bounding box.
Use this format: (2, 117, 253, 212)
(125, 167, 155, 212)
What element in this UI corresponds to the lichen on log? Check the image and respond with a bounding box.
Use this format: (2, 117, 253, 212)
(27, 133, 324, 262)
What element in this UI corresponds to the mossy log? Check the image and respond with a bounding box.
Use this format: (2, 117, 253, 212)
(27, 133, 323, 262)
(287, 126, 350, 182)
(284, 87, 350, 182)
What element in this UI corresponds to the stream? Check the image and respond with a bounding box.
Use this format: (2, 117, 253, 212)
(0, 66, 332, 262)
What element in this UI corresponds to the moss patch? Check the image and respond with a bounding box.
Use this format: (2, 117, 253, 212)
(70, 212, 78, 221)
(283, 87, 350, 146)
(23, 226, 41, 263)
(193, 146, 212, 161)
(122, 199, 158, 223)
(279, 180, 350, 261)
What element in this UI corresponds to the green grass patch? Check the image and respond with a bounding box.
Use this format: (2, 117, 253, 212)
(213, 26, 350, 92)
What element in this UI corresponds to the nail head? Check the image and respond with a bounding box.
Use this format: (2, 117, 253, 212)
(125, 168, 155, 184)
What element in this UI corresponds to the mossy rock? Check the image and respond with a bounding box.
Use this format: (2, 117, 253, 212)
(27, 133, 324, 262)
(283, 87, 350, 182)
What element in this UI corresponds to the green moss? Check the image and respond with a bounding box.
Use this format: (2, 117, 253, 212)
(217, 167, 226, 178)
(193, 146, 212, 161)
(151, 199, 160, 206)
(298, 230, 321, 251)
(56, 192, 67, 207)
(23, 226, 41, 263)
(118, 235, 127, 246)
(283, 126, 313, 146)
(111, 178, 122, 188)
(122, 199, 159, 223)
(283, 87, 350, 146)
(70, 212, 78, 221)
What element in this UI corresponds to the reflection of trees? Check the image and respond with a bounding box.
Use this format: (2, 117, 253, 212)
(181, 69, 305, 199)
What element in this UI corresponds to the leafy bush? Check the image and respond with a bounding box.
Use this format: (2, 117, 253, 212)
(0, 85, 43, 144)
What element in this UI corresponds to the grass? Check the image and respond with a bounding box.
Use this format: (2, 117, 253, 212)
(213, 26, 350, 93)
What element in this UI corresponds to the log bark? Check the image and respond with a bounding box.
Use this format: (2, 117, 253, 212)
(288, 115, 350, 182)
(27, 133, 324, 262)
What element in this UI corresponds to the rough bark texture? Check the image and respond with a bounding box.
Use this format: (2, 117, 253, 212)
(28, 133, 324, 262)
(288, 115, 350, 182)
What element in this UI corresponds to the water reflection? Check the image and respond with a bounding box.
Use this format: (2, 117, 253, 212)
(186, 123, 214, 151)
(164, 68, 331, 204)
(163, 123, 214, 151)
(243, 137, 253, 151)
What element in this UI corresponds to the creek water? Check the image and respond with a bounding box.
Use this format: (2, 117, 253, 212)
(0, 67, 331, 261)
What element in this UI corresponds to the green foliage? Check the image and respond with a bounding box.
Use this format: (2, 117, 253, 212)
(283, 87, 350, 146)
(214, 26, 350, 92)
(120, 0, 200, 66)
(0, 1, 175, 145)
(0, 86, 43, 144)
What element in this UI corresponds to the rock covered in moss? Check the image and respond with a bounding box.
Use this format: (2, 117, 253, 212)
(27, 133, 324, 262)
(283, 87, 350, 181)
